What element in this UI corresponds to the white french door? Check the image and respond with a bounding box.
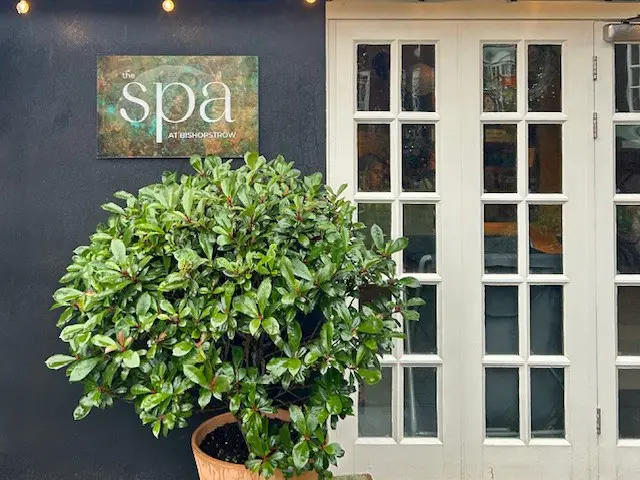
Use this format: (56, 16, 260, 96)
(329, 19, 599, 480)
(595, 24, 640, 480)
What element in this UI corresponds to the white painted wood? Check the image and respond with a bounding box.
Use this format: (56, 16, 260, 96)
(327, 0, 640, 22)
(594, 21, 640, 480)
(329, 19, 463, 480)
(328, 15, 598, 480)
(460, 21, 597, 480)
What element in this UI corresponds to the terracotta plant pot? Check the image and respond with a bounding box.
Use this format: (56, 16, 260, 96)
(191, 410, 318, 480)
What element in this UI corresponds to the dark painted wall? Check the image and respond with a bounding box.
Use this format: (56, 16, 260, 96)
(0, 1, 325, 478)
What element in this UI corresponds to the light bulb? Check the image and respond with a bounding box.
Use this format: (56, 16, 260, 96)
(162, 0, 175, 12)
(305, 0, 317, 4)
(16, 0, 30, 15)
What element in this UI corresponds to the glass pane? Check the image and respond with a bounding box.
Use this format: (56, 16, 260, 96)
(529, 124, 562, 194)
(402, 44, 436, 112)
(405, 285, 437, 354)
(358, 203, 391, 248)
(486, 368, 520, 438)
(616, 125, 640, 194)
(402, 124, 436, 192)
(357, 44, 390, 111)
(404, 367, 437, 437)
(531, 368, 565, 438)
(530, 285, 563, 355)
(617, 205, 640, 274)
(485, 286, 518, 355)
(529, 204, 563, 274)
(618, 286, 640, 356)
(483, 45, 517, 112)
(619, 369, 640, 439)
(615, 44, 640, 113)
(358, 367, 392, 437)
(358, 124, 390, 192)
(484, 204, 518, 274)
(484, 124, 517, 193)
(403, 204, 436, 273)
(528, 45, 562, 112)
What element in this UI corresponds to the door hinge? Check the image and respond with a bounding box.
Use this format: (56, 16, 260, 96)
(593, 112, 598, 139)
(593, 55, 598, 81)
(597, 407, 602, 435)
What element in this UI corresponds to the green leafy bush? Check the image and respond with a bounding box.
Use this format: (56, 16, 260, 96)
(46, 153, 423, 479)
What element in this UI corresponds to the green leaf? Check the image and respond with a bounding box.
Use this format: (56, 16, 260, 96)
(53, 287, 83, 304)
(91, 335, 119, 349)
(136, 293, 152, 316)
(213, 376, 231, 394)
(130, 384, 152, 395)
(292, 440, 310, 469)
(286, 358, 302, 376)
(69, 357, 101, 382)
(152, 419, 161, 438)
(229, 394, 241, 414)
(399, 277, 421, 289)
(327, 395, 342, 414)
(291, 258, 313, 282)
(289, 405, 306, 434)
(266, 358, 288, 378)
(358, 317, 383, 334)
(45, 354, 76, 370)
(233, 296, 259, 318)
(183, 365, 208, 388)
(262, 317, 279, 336)
(388, 237, 409, 254)
(172, 341, 193, 357)
(358, 368, 382, 385)
(257, 278, 272, 314)
(287, 321, 302, 351)
(121, 350, 140, 369)
(181, 188, 194, 217)
(73, 404, 91, 420)
(141, 392, 171, 411)
(198, 390, 212, 409)
(371, 224, 384, 250)
(320, 322, 334, 351)
(249, 318, 261, 336)
(102, 202, 125, 215)
(110, 238, 126, 265)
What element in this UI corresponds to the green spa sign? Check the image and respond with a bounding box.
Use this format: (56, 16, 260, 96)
(97, 56, 259, 158)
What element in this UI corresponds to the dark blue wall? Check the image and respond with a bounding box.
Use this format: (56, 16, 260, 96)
(0, 1, 325, 478)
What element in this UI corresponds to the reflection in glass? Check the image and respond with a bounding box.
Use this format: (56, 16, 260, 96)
(486, 368, 520, 438)
(528, 45, 562, 112)
(529, 204, 563, 274)
(485, 286, 518, 355)
(529, 124, 562, 194)
(484, 204, 518, 274)
(357, 44, 391, 111)
(405, 285, 437, 354)
(617, 205, 640, 274)
(402, 124, 436, 192)
(358, 203, 392, 248)
(615, 44, 640, 113)
(618, 287, 640, 355)
(358, 367, 392, 437)
(616, 125, 640, 193)
(530, 286, 563, 355)
(531, 368, 565, 438)
(618, 369, 640, 439)
(483, 45, 517, 112)
(358, 124, 390, 192)
(484, 124, 517, 193)
(404, 367, 437, 437)
(402, 44, 436, 112)
(403, 204, 436, 273)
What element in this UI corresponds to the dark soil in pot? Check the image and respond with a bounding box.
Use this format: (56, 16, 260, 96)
(199, 419, 287, 464)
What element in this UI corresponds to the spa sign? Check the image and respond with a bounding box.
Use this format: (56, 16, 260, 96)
(97, 56, 259, 158)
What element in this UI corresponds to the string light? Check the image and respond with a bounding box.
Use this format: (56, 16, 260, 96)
(162, 0, 175, 13)
(16, 0, 30, 15)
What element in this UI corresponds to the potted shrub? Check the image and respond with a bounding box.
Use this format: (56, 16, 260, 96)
(46, 154, 423, 479)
